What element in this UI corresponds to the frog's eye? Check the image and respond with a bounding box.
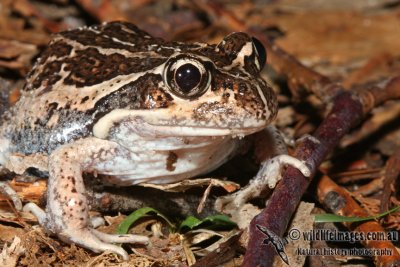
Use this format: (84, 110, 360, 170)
(251, 37, 266, 71)
(164, 56, 211, 99)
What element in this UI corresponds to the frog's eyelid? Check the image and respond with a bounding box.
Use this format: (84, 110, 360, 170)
(169, 58, 207, 75)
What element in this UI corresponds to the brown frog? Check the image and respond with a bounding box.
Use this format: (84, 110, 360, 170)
(0, 21, 310, 259)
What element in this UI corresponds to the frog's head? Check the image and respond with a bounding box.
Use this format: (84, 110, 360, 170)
(93, 30, 277, 139)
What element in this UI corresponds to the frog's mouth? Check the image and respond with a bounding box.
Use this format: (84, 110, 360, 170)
(130, 123, 264, 137)
(93, 109, 269, 139)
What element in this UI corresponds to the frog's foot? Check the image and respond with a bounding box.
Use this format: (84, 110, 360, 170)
(215, 155, 310, 212)
(23, 202, 149, 260)
(61, 228, 148, 260)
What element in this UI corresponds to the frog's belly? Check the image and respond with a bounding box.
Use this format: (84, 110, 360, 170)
(93, 137, 239, 185)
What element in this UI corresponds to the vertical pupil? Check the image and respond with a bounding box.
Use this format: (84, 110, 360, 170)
(175, 63, 201, 93)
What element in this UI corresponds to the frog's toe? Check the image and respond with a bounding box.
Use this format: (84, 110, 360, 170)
(91, 229, 149, 244)
(214, 188, 252, 212)
(258, 154, 311, 188)
(90, 216, 106, 228)
(89, 217, 149, 244)
(23, 202, 47, 226)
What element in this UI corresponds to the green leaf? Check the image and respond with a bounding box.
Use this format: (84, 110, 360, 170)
(117, 207, 175, 234)
(202, 214, 237, 228)
(315, 205, 400, 223)
(178, 216, 202, 231)
(178, 214, 237, 232)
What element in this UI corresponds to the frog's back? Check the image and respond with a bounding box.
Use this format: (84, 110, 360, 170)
(4, 22, 205, 155)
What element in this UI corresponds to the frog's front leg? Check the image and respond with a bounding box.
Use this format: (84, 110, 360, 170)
(23, 138, 149, 260)
(215, 126, 311, 211)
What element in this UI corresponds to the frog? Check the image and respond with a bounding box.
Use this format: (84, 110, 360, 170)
(0, 21, 310, 259)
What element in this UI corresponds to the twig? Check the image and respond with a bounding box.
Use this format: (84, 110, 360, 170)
(317, 175, 400, 267)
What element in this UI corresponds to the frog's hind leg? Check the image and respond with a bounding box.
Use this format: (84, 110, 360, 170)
(23, 138, 149, 260)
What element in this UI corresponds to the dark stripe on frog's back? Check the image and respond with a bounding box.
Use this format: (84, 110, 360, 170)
(60, 22, 169, 54)
(23, 41, 73, 92)
(23, 21, 176, 93)
(61, 21, 202, 57)
(11, 74, 171, 155)
(62, 48, 166, 88)
(25, 46, 167, 93)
